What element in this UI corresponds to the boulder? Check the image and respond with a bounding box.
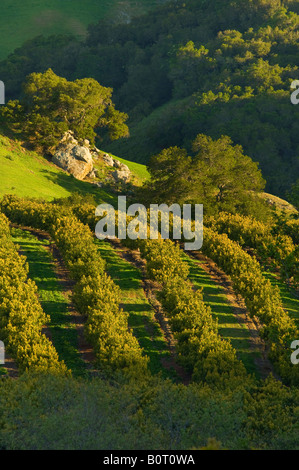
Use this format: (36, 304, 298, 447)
(113, 160, 130, 173)
(120, 163, 130, 172)
(92, 181, 103, 188)
(112, 169, 131, 184)
(102, 153, 115, 166)
(91, 148, 100, 161)
(59, 130, 77, 145)
(100, 152, 131, 180)
(113, 159, 122, 169)
(52, 132, 94, 180)
(86, 169, 98, 179)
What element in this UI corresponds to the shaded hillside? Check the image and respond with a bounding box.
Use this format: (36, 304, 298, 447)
(0, 0, 164, 60)
(1, 0, 299, 196)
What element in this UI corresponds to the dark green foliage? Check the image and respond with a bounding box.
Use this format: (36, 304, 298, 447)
(288, 179, 299, 210)
(142, 133, 266, 215)
(0, 371, 298, 450)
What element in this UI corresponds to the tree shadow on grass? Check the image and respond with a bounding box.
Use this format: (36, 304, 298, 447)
(218, 326, 250, 340)
(97, 246, 144, 291)
(122, 302, 153, 313)
(40, 169, 117, 205)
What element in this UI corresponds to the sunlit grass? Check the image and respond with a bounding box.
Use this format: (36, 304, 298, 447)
(262, 270, 299, 329)
(11, 227, 86, 377)
(0, 0, 161, 60)
(182, 252, 260, 378)
(96, 240, 178, 380)
(0, 135, 116, 204)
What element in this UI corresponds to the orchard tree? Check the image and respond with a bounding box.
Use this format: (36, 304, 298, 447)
(1, 68, 129, 151)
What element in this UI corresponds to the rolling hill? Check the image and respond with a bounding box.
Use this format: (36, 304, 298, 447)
(0, 0, 164, 60)
(0, 132, 148, 203)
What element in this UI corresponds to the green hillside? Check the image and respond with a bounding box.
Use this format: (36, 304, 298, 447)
(0, 0, 163, 60)
(0, 133, 147, 203)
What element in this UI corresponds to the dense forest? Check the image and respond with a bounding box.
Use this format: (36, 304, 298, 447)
(1, 0, 299, 197)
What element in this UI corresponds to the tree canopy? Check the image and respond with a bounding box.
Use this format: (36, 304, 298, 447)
(142, 134, 266, 215)
(288, 179, 299, 210)
(0, 69, 129, 151)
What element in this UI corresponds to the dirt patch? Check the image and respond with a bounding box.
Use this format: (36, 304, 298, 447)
(2, 353, 19, 379)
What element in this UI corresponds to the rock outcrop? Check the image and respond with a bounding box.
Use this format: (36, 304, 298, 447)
(112, 168, 131, 184)
(52, 131, 94, 180)
(99, 153, 132, 184)
(102, 153, 115, 166)
(52, 132, 132, 184)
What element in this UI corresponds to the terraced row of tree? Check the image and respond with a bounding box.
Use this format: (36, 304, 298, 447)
(206, 212, 299, 289)
(0, 196, 148, 378)
(2, 194, 298, 387)
(72, 200, 299, 385)
(59, 199, 297, 382)
(10, 227, 87, 376)
(182, 252, 260, 377)
(198, 228, 299, 385)
(0, 196, 248, 387)
(0, 213, 68, 375)
(135, 238, 249, 388)
(1, 196, 192, 380)
(95, 239, 176, 379)
(70, 200, 260, 384)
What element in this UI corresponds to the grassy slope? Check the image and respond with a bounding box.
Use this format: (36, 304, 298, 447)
(11, 227, 86, 376)
(0, 134, 148, 204)
(0, 0, 163, 60)
(92, 150, 150, 186)
(112, 155, 150, 182)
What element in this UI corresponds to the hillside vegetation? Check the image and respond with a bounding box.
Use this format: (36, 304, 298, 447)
(2, 0, 299, 197)
(0, 0, 163, 60)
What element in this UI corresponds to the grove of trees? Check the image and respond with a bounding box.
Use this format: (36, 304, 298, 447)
(141, 133, 267, 217)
